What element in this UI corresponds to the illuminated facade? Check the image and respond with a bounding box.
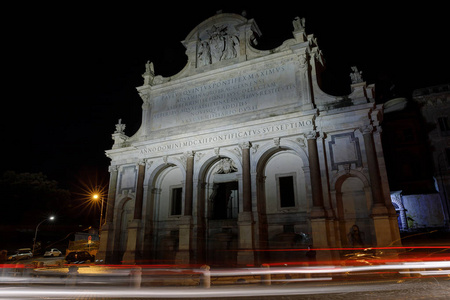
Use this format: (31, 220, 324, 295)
(97, 12, 401, 265)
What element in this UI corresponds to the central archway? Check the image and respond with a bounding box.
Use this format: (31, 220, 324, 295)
(201, 156, 241, 266)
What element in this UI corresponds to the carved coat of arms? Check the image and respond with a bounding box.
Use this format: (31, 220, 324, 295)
(198, 25, 239, 66)
(216, 158, 238, 174)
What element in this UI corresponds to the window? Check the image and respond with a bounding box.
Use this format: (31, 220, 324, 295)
(171, 187, 182, 215)
(279, 175, 296, 208)
(211, 182, 239, 219)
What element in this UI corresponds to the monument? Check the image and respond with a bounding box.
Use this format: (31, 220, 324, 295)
(97, 12, 401, 265)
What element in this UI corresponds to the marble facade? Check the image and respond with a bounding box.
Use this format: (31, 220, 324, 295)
(97, 12, 400, 265)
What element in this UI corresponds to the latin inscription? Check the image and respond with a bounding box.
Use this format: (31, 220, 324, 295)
(140, 120, 312, 155)
(151, 62, 297, 130)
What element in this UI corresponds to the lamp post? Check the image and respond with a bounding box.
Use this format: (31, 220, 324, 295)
(32, 215, 54, 255)
(93, 194, 104, 231)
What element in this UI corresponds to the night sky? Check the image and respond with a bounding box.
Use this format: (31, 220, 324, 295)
(4, 3, 449, 191)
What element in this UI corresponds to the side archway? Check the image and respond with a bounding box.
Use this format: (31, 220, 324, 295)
(254, 140, 310, 263)
(333, 171, 372, 246)
(113, 197, 133, 262)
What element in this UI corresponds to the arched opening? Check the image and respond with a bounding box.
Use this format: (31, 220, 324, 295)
(203, 157, 240, 266)
(117, 198, 133, 262)
(336, 176, 372, 246)
(210, 181, 239, 219)
(151, 164, 183, 263)
(259, 149, 310, 263)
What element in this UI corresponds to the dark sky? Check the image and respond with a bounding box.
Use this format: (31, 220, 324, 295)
(4, 3, 449, 190)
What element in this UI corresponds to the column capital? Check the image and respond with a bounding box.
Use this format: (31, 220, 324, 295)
(359, 124, 373, 135)
(108, 165, 119, 173)
(305, 131, 318, 140)
(141, 101, 151, 110)
(297, 51, 310, 69)
(239, 141, 252, 150)
(184, 150, 196, 158)
(318, 131, 327, 140)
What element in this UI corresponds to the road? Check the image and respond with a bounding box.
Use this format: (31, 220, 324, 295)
(4, 254, 63, 265)
(1, 276, 450, 299)
(2, 253, 450, 299)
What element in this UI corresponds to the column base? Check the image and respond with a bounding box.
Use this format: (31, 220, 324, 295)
(238, 212, 254, 249)
(372, 214, 394, 247)
(310, 217, 329, 248)
(122, 219, 141, 264)
(177, 216, 193, 265)
(310, 206, 326, 218)
(96, 223, 113, 264)
(237, 250, 255, 267)
(175, 250, 191, 265)
(237, 212, 255, 266)
(371, 203, 389, 215)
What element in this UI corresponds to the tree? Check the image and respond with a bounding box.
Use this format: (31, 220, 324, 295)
(0, 171, 71, 225)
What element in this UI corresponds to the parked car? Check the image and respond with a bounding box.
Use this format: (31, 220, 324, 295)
(44, 248, 62, 257)
(7, 248, 33, 261)
(65, 251, 95, 264)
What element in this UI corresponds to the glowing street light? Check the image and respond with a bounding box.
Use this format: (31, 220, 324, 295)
(93, 193, 104, 231)
(32, 215, 55, 255)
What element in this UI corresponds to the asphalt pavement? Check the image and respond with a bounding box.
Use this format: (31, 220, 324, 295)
(1, 276, 450, 299)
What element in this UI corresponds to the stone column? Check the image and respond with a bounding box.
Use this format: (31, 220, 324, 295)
(242, 142, 252, 212)
(298, 52, 314, 110)
(361, 125, 385, 207)
(140, 101, 151, 138)
(317, 132, 338, 248)
(177, 151, 195, 264)
(237, 142, 254, 265)
(361, 125, 391, 246)
(123, 161, 146, 264)
(306, 131, 329, 251)
(97, 165, 119, 264)
(306, 132, 325, 215)
(134, 162, 146, 220)
(184, 151, 195, 216)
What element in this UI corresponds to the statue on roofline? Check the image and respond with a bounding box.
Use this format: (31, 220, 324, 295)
(293, 16, 306, 31)
(350, 66, 364, 84)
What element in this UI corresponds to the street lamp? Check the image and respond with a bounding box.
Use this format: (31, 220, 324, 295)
(93, 193, 104, 231)
(32, 215, 55, 255)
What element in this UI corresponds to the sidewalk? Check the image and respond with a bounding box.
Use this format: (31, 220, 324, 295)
(400, 228, 450, 246)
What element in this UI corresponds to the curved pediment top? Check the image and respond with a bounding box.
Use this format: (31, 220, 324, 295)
(184, 13, 249, 43)
(139, 12, 261, 87)
(139, 12, 314, 87)
(181, 12, 261, 70)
